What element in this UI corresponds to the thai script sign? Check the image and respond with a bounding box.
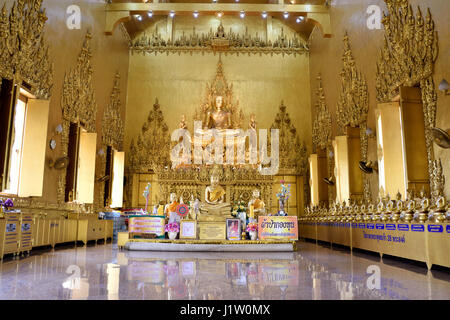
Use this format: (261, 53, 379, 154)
(258, 216, 298, 240)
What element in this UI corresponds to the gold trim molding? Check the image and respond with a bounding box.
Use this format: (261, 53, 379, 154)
(0, 0, 53, 99)
(131, 25, 309, 57)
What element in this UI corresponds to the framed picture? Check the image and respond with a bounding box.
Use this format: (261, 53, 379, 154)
(226, 218, 241, 240)
(180, 220, 197, 239)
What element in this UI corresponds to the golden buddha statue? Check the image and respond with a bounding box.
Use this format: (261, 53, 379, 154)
(364, 203, 374, 222)
(164, 193, 180, 224)
(373, 197, 384, 222)
(248, 189, 266, 222)
(205, 96, 232, 130)
(391, 192, 403, 222)
(382, 195, 394, 222)
(429, 193, 446, 223)
(414, 190, 430, 223)
(199, 173, 231, 221)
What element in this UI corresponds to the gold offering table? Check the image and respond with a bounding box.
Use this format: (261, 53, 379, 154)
(299, 221, 449, 270)
(124, 239, 297, 252)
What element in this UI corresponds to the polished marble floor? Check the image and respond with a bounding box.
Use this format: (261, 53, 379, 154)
(0, 240, 449, 300)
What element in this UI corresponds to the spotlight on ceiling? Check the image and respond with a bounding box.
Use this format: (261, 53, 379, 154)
(136, 15, 142, 21)
(261, 11, 268, 19)
(296, 16, 305, 23)
(359, 161, 378, 174)
(193, 11, 199, 18)
(431, 127, 450, 149)
(240, 10, 245, 19)
(283, 12, 289, 19)
(147, 11, 153, 18)
(216, 11, 223, 18)
(169, 10, 175, 18)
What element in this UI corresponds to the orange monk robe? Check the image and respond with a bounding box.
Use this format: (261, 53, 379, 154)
(252, 199, 265, 210)
(208, 186, 226, 203)
(165, 201, 180, 216)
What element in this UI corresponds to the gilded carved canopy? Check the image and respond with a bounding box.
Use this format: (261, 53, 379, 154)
(0, 0, 53, 99)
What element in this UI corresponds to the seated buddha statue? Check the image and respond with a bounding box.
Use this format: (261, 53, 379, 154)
(199, 173, 231, 221)
(429, 193, 446, 223)
(205, 96, 232, 130)
(248, 189, 266, 223)
(164, 193, 180, 224)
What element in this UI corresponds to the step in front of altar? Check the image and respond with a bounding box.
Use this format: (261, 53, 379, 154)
(124, 239, 297, 252)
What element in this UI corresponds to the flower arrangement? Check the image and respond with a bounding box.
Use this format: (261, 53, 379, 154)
(231, 200, 247, 218)
(165, 222, 180, 233)
(276, 180, 291, 215)
(246, 223, 258, 232)
(0, 198, 13, 211)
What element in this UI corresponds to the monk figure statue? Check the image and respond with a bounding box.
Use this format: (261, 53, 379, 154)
(248, 189, 266, 223)
(199, 173, 232, 221)
(164, 193, 180, 224)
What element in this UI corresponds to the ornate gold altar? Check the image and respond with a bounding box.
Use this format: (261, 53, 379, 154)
(126, 58, 309, 217)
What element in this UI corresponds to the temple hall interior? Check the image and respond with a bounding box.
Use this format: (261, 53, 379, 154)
(0, 0, 449, 301)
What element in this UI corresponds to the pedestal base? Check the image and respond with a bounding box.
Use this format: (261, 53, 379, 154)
(125, 239, 296, 252)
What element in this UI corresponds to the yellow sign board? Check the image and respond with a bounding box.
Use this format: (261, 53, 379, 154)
(129, 215, 165, 238)
(258, 216, 298, 240)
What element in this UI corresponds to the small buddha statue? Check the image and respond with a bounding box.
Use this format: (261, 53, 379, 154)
(401, 198, 415, 223)
(352, 203, 359, 222)
(179, 114, 188, 130)
(364, 203, 374, 222)
(391, 192, 403, 222)
(248, 189, 266, 223)
(383, 195, 394, 222)
(164, 193, 180, 224)
(373, 197, 384, 221)
(357, 202, 366, 222)
(199, 172, 232, 221)
(249, 113, 257, 131)
(429, 193, 446, 223)
(205, 96, 232, 129)
(414, 190, 430, 223)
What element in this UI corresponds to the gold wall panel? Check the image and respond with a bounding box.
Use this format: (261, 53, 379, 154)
(309, 0, 449, 200)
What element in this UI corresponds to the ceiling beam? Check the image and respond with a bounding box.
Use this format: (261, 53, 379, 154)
(105, 3, 331, 37)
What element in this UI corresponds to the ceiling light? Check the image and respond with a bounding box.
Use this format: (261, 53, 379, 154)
(169, 11, 175, 18)
(147, 11, 153, 18)
(261, 11, 268, 19)
(296, 16, 305, 23)
(193, 11, 199, 18)
(136, 15, 142, 21)
(240, 11, 245, 18)
(283, 12, 289, 19)
(216, 11, 223, 18)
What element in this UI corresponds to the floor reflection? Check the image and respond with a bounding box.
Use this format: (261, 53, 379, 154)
(0, 241, 449, 300)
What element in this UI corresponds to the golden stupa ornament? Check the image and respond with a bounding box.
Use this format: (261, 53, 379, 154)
(0, 0, 54, 99)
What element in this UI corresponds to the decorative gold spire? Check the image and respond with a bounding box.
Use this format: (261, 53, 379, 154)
(336, 32, 369, 131)
(102, 72, 124, 150)
(312, 74, 332, 152)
